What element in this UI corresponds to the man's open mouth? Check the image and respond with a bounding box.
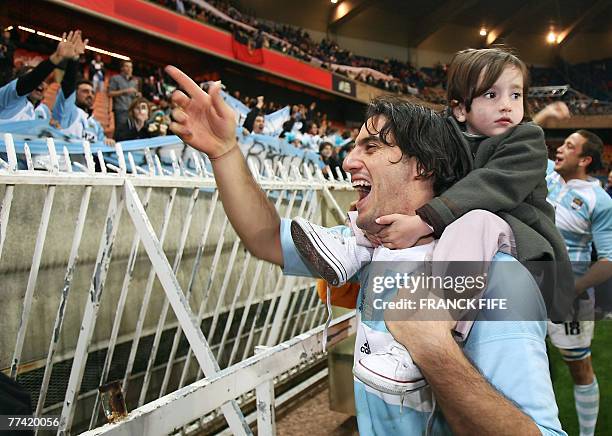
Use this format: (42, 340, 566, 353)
(352, 180, 371, 205)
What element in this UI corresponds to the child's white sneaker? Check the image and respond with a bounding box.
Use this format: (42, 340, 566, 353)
(353, 341, 427, 395)
(291, 217, 372, 286)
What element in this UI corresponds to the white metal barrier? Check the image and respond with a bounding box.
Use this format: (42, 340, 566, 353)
(81, 312, 357, 436)
(0, 134, 355, 435)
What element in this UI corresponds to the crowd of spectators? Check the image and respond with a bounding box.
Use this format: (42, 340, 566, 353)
(224, 87, 357, 179)
(0, 28, 179, 151)
(0, 21, 609, 176)
(0, 27, 356, 177)
(153, 0, 446, 97)
(154, 0, 612, 112)
(67, 53, 177, 142)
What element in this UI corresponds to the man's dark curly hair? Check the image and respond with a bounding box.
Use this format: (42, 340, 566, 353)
(365, 96, 471, 195)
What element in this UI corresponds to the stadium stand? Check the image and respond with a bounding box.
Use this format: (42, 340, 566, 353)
(150, 0, 612, 115)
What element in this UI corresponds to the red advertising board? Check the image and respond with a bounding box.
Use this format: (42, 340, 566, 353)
(61, 0, 332, 91)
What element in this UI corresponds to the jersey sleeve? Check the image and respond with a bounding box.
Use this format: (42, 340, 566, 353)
(34, 103, 51, 120)
(591, 190, 612, 261)
(0, 79, 21, 110)
(52, 88, 78, 129)
(280, 218, 320, 277)
(95, 119, 106, 142)
(466, 332, 566, 436)
(546, 159, 555, 176)
(464, 253, 566, 436)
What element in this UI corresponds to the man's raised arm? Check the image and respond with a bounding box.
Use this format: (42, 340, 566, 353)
(165, 66, 283, 266)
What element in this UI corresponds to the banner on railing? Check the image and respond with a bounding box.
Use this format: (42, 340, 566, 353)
(0, 120, 324, 177)
(237, 128, 323, 175)
(0, 120, 183, 154)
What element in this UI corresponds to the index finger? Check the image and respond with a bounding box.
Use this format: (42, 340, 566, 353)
(165, 65, 203, 98)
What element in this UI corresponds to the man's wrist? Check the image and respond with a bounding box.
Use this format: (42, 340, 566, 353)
(209, 141, 239, 161)
(404, 328, 456, 366)
(49, 53, 61, 66)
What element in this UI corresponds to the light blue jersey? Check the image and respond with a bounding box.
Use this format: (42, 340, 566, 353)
(546, 162, 612, 275)
(53, 89, 105, 143)
(0, 79, 51, 122)
(34, 103, 51, 120)
(279, 218, 565, 435)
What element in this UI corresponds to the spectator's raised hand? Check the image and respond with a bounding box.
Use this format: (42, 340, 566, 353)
(50, 30, 83, 64)
(533, 101, 571, 125)
(165, 65, 236, 157)
(73, 31, 89, 59)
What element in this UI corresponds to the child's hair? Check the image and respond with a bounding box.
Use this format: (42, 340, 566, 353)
(447, 47, 530, 119)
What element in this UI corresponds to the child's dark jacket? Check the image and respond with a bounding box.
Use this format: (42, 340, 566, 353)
(416, 117, 575, 321)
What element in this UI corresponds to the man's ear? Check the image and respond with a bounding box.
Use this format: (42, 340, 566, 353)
(452, 103, 467, 123)
(579, 155, 592, 170)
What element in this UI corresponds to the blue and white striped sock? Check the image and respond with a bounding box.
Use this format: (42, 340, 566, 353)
(574, 377, 599, 436)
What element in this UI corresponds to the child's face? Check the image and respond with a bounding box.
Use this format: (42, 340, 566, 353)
(453, 65, 524, 137)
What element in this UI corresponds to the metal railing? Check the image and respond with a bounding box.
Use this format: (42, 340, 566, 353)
(81, 311, 357, 436)
(0, 133, 355, 435)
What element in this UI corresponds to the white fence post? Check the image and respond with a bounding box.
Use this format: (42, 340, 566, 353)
(137, 186, 200, 407)
(58, 186, 124, 434)
(10, 139, 58, 379)
(158, 190, 220, 397)
(254, 347, 276, 436)
(36, 182, 93, 418)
